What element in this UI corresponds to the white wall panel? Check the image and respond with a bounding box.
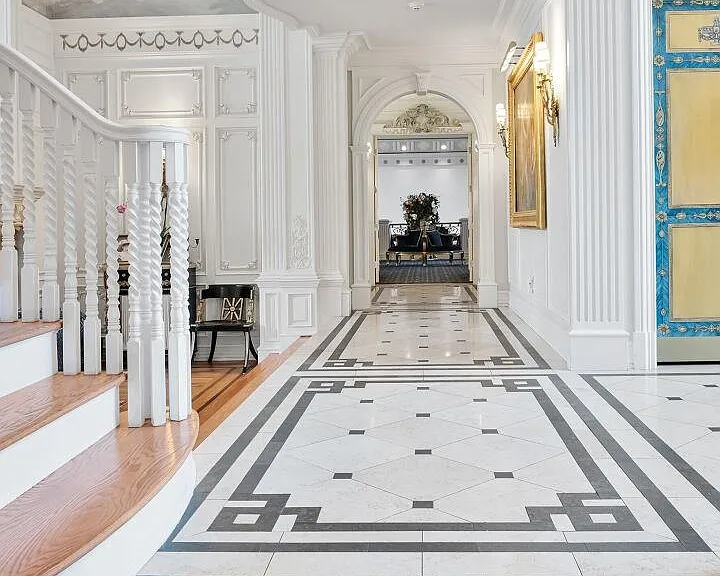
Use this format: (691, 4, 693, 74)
(215, 128, 258, 275)
(66, 71, 108, 117)
(215, 67, 257, 116)
(120, 68, 203, 119)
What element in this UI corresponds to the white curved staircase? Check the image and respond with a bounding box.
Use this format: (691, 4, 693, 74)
(0, 43, 197, 575)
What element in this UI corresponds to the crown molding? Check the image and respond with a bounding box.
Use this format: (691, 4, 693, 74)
(498, 0, 546, 50)
(350, 44, 500, 69)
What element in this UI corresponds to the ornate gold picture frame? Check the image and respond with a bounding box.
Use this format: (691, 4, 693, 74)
(507, 32, 547, 229)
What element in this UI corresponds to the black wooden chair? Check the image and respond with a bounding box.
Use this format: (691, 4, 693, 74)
(190, 284, 258, 371)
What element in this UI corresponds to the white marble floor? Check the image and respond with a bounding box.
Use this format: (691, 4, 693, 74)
(140, 285, 720, 576)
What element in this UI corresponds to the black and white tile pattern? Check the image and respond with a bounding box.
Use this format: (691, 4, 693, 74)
(140, 286, 720, 575)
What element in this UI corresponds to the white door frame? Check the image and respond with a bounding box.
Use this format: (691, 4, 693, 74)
(351, 74, 497, 309)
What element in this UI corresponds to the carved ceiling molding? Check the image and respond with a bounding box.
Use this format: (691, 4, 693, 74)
(59, 29, 259, 53)
(383, 103, 463, 135)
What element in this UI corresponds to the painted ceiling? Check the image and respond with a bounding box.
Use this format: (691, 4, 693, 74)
(22, 0, 256, 19)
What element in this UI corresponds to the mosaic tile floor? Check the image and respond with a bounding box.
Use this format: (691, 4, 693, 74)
(140, 285, 720, 576)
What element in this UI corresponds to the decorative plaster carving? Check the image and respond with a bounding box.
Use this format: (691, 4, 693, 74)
(66, 71, 108, 116)
(383, 103, 463, 134)
(290, 215, 311, 269)
(59, 29, 259, 53)
(415, 72, 430, 96)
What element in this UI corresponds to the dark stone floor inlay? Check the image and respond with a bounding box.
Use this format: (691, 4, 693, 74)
(413, 501, 434, 509)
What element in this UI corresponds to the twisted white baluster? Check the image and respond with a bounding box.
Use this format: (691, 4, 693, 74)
(20, 91, 40, 322)
(148, 177, 166, 426)
(0, 77, 18, 321)
(83, 170, 101, 374)
(41, 117, 60, 321)
(104, 177, 123, 374)
(126, 181, 145, 426)
(62, 151, 81, 374)
(168, 180, 191, 421)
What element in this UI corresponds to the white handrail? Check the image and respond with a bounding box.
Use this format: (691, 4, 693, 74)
(0, 43, 188, 144)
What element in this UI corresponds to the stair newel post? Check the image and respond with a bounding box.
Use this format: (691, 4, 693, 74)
(0, 67, 18, 321)
(19, 80, 40, 322)
(124, 141, 149, 426)
(166, 141, 191, 421)
(61, 116, 81, 375)
(82, 134, 102, 374)
(41, 99, 60, 322)
(103, 140, 123, 375)
(147, 140, 166, 426)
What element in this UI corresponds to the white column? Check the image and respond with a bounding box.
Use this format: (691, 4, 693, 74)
(630, 0, 657, 370)
(256, 14, 287, 355)
(41, 101, 60, 321)
(124, 141, 150, 426)
(0, 0, 16, 47)
(166, 142, 191, 422)
(256, 14, 318, 355)
(20, 82, 40, 321)
(350, 144, 372, 310)
(475, 144, 498, 308)
(147, 141, 166, 426)
(61, 119, 81, 375)
(313, 36, 353, 322)
(103, 145, 123, 374)
(82, 149, 101, 374)
(565, 0, 634, 370)
(0, 68, 18, 321)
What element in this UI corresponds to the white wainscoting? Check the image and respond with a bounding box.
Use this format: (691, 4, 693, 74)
(120, 68, 203, 119)
(215, 128, 259, 276)
(216, 67, 257, 116)
(66, 71, 108, 117)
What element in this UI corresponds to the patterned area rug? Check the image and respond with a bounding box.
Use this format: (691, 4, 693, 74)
(379, 260, 470, 284)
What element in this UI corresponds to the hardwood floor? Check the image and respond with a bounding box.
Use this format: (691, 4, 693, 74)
(0, 413, 198, 576)
(119, 338, 306, 446)
(0, 372, 124, 451)
(0, 322, 61, 349)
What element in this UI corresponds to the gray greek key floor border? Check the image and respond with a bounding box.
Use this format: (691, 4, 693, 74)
(157, 313, 720, 554)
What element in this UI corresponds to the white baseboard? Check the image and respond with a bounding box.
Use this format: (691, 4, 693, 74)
(509, 290, 570, 362)
(0, 329, 57, 398)
(61, 456, 196, 576)
(0, 386, 119, 509)
(569, 327, 631, 371)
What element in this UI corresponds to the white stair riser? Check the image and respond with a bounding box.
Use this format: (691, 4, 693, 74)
(0, 387, 119, 509)
(0, 331, 57, 398)
(60, 456, 196, 576)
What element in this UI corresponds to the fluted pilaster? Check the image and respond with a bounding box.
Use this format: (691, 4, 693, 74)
(565, 0, 634, 369)
(258, 13, 287, 273)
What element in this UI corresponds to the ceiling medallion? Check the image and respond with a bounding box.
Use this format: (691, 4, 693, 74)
(383, 104, 463, 135)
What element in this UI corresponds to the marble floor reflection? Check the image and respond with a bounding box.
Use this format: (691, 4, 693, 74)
(140, 285, 720, 576)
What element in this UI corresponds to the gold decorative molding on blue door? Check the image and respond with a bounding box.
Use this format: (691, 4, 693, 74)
(654, 1, 720, 347)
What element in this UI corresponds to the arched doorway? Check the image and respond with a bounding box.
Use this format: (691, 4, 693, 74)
(372, 94, 474, 286)
(350, 74, 498, 310)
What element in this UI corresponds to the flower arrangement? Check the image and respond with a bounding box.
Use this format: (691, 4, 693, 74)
(402, 192, 439, 229)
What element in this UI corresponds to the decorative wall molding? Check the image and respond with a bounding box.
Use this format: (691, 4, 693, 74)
(120, 68, 203, 119)
(215, 127, 259, 275)
(383, 103, 463, 134)
(59, 29, 259, 54)
(66, 71, 108, 117)
(216, 67, 257, 116)
(290, 215, 311, 269)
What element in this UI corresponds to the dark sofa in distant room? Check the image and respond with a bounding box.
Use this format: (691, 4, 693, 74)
(386, 223, 464, 266)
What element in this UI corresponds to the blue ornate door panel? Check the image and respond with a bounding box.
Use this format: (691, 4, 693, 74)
(654, 1, 720, 361)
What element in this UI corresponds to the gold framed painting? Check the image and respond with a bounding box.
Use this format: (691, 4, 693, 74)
(507, 32, 547, 229)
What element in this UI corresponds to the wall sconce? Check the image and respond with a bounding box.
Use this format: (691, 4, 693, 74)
(533, 41, 560, 147)
(495, 103, 509, 158)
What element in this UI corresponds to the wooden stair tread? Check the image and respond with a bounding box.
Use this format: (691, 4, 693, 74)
(0, 372, 125, 451)
(0, 413, 199, 576)
(0, 322, 61, 349)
